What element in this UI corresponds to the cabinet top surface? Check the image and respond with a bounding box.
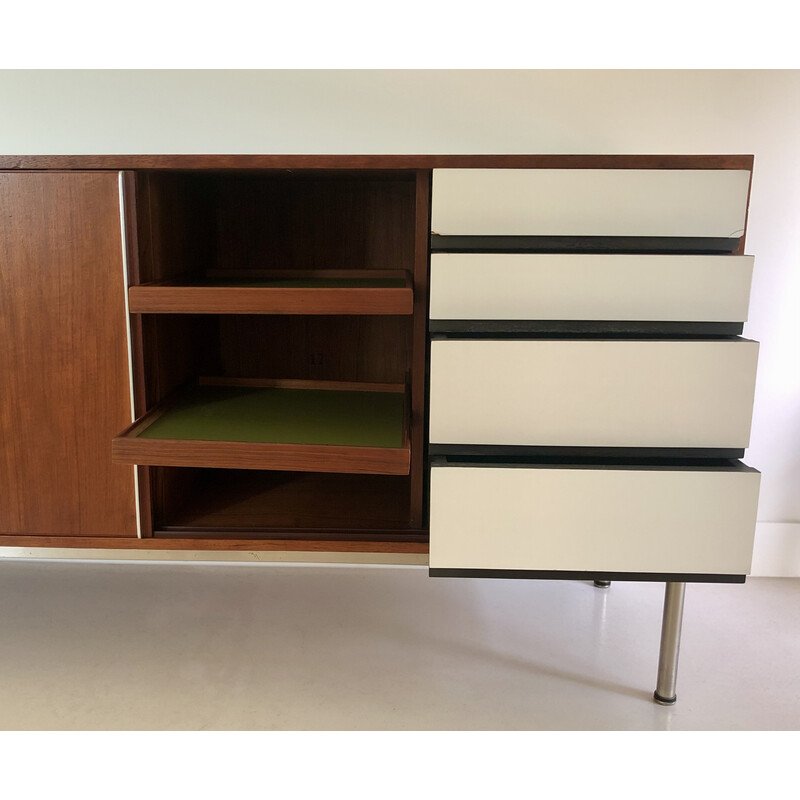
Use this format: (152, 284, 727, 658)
(0, 154, 754, 171)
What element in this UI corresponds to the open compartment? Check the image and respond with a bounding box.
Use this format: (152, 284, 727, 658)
(128, 170, 416, 314)
(118, 312, 418, 535)
(150, 467, 422, 539)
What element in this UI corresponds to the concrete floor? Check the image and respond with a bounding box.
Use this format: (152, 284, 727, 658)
(0, 560, 797, 730)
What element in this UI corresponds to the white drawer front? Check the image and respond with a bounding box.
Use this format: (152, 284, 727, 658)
(429, 253, 754, 322)
(429, 339, 758, 448)
(431, 169, 751, 237)
(429, 464, 760, 575)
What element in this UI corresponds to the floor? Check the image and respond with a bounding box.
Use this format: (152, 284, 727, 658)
(0, 560, 797, 730)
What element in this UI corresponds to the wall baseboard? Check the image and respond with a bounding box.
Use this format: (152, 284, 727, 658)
(751, 522, 800, 577)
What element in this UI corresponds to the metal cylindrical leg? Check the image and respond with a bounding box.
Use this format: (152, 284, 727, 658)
(654, 582, 686, 705)
(593, 580, 611, 588)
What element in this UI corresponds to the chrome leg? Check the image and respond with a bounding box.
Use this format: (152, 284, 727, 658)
(654, 582, 686, 705)
(593, 580, 611, 588)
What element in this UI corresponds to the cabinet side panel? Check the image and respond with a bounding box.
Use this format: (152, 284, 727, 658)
(409, 170, 432, 527)
(0, 172, 137, 536)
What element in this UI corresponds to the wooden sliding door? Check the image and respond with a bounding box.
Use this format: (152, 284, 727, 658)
(0, 172, 137, 537)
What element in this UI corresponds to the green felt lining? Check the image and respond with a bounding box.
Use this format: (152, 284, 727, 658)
(137, 385, 406, 448)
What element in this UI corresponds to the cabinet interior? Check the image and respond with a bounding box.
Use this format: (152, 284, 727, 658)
(127, 169, 427, 541)
(151, 468, 419, 539)
(134, 170, 417, 283)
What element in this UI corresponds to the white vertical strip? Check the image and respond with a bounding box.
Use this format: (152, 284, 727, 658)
(118, 171, 142, 539)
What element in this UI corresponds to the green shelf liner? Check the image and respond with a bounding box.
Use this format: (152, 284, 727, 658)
(194, 277, 406, 289)
(137, 385, 406, 448)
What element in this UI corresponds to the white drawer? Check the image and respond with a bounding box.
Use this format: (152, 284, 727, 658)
(429, 339, 758, 449)
(429, 462, 760, 576)
(429, 253, 754, 322)
(431, 169, 751, 238)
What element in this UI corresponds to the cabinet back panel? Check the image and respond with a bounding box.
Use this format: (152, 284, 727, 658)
(216, 316, 411, 384)
(141, 315, 222, 408)
(134, 172, 216, 284)
(151, 468, 417, 535)
(212, 175, 416, 273)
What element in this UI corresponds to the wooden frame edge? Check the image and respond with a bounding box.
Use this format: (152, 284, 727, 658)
(111, 438, 411, 475)
(0, 535, 429, 553)
(0, 154, 756, 171)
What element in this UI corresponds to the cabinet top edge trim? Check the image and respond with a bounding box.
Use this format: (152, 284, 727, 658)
(0, 154, 755, 171)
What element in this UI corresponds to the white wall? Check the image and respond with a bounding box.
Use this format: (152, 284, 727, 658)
(1, 69, 798, 574)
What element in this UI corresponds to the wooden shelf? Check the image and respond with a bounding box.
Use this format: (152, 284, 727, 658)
(128, 270, 413, 315)
(112, 378, 410, 475)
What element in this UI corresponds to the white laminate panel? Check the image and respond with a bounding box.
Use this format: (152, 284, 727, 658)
(429, 339, 759, 448)
(429, 465, 761, 575)
(429, 253, 754, 322)
(431, 169, 751, 237)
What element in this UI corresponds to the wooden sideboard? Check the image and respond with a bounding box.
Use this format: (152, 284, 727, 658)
(0, 154, 760, 703)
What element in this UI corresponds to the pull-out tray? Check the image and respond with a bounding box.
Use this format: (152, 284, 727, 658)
(112, 378, 410, 475)
(128, 270, 413, 315)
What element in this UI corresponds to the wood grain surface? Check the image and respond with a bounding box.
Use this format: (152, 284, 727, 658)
(128, 270, 414, 315)
(0, 171, 137, 536)
(0, 534, 429, 553)
(409, 170, 431, 527)
(0, 154, 755, 171)
(112, 437, 411, 475)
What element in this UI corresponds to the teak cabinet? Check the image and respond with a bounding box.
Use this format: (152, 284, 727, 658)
(0, 154, 760, 704)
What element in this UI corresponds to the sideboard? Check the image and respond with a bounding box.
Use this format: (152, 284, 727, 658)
(0, 154, 760, 705)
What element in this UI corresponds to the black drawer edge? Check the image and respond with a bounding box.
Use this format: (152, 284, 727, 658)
(430, 234, 742, 254)
(430, 333, 753, 343)
(430, 455, 756, 471)
(428, 445, 747, 461)
(429, 568, 746, 584)
(428, 320, 744, 337)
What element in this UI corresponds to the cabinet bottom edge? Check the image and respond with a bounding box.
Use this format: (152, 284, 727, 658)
(0, 546, 428, 566)
(429, 568, 746, 583)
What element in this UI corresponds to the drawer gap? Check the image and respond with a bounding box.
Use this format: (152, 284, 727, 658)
(430, 235, 741, 254)
(429, 321, 744, 337)
(431, 455, 756, 471)
(428, 446, 747, 461)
